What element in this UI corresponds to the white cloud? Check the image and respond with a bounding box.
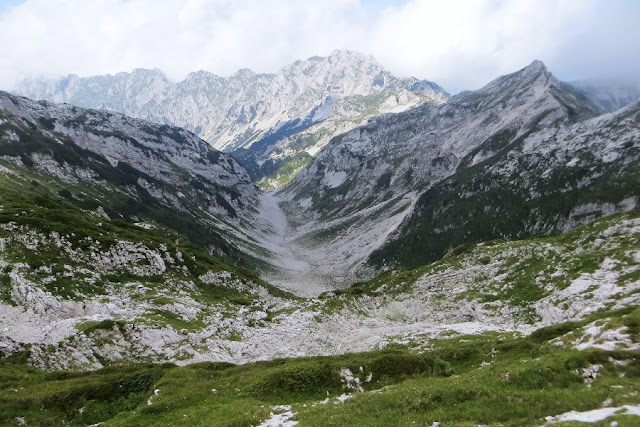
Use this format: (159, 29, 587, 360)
(363, 0, 599, 91)
(0, 0, 637, 93)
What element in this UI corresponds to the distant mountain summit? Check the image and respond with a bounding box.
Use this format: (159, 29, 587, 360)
(14, 50, 449, 187)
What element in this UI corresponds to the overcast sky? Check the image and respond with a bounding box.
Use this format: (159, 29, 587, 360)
(0, 0, 638, 94)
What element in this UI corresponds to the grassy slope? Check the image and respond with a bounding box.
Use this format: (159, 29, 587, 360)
(1, 306, 639, 426)
(320, 209, 640, 326)
(0, 104, 264, 270)
(0, 165, 290, 308)
(0, 208, 639, 425)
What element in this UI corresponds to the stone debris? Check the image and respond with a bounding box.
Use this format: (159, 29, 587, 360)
(147, 388, 160, 406)
(580, 364, 603, 387)
(0, 202, 638, 371)
(339, 367, 364, 392)
(545, 404, 640, 423)
(334, 393, 354, 404)
(257, 405, 298, 427)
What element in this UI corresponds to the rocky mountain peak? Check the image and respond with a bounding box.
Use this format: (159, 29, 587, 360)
(129, 68, 165, 77)
(231, 68, 258, 79)
(470, 59, 553, 99)
(515, 59, 553, 87)
(504, 60, 551, 85)
(455, 58, 599, 123)
(13, 51, 449, 187)
(326, 49, 381, 67)
(523, 59, 548, 73)
(274, 49, 389, 98)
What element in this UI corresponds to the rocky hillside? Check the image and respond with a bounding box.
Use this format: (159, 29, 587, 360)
(0, 167, 290, 370)
(371, 89, 640, 268)
(278, 60, 628, 289)
(1, 169, 638, 370)
(3, 303, 640, 426)
(14, 50, 448, 187)
(0, 91, 261, 262)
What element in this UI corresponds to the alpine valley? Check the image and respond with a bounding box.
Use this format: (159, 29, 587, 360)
(1, 53, 640, 426)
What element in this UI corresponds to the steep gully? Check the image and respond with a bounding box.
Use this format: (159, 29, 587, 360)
(251, 191, 419, 297)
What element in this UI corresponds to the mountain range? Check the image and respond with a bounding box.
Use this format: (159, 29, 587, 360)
(1, 53, 640, 426)
(15, 50, 448, 189)
(2, 52, 638, 344)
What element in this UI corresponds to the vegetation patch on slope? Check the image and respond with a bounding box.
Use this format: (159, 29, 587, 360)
(1, 307, 639, 426)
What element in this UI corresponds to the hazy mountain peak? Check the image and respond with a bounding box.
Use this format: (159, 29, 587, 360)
(523, 59, 547, 73)
(280, 49, 385, 80)
(455, 58, 602, 122)
(490, 59, 552, 88)
(130, 67, 165, 76)
(569, 78, 640, 113)
(327, 48, 379, 64)
(231, 68, 258, 78)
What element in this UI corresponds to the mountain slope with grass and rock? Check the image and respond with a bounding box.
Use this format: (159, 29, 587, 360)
(1, 208, 639, 425)
(275, 60, 638, 293)
(0, 91, 272, 266)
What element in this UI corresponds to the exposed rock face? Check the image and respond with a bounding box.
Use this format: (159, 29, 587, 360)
(275, 60, 632, 290)
(0, 92, 256, 202)
(0, 91, 260, 258)
(286, 61, 597, 218)
(14, 50, 448, 187)
(372, 93, 640, 268)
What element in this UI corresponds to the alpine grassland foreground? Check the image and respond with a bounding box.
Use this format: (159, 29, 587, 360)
(1, 207, 639, 425)
(1, 306, 640, 426)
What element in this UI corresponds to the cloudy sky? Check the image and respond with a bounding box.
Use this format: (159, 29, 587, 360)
(0, 0, 638, 93)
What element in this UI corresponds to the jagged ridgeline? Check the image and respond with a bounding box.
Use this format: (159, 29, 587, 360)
(14, 50, 449, 188)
